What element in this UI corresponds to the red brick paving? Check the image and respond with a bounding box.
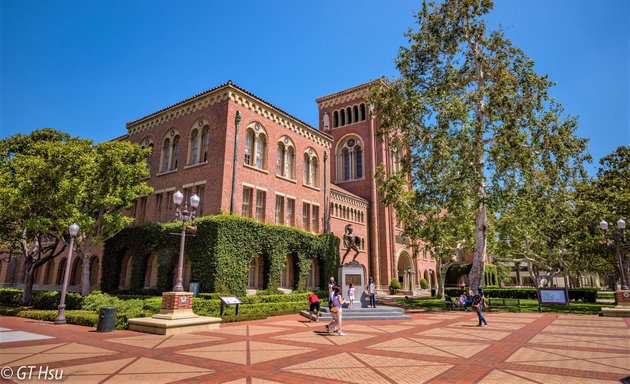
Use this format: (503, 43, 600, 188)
(1, 311, 629, 383)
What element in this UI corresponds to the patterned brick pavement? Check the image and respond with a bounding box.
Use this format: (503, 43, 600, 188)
(1, 311, 629, 383)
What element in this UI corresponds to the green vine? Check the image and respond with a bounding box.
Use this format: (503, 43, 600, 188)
(102, 215, 339, 296)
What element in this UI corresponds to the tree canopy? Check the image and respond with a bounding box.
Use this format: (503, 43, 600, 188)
(371, 0, 589, 290)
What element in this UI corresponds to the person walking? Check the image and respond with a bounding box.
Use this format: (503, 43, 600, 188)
(367, 277, 376, 308)
(307, 292, 320, 322)
(472, 288, 488, 327)
(348, 283, 355, 309)
(464, 290, 473, 312)
(328, 277, 336, 310)
(328, 286, 346, 336)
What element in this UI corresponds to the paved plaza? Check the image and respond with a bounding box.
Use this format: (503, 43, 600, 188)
(1, 311, 629, 383)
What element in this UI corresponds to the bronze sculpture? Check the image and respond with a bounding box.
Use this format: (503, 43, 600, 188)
(341, 224, 360, 264)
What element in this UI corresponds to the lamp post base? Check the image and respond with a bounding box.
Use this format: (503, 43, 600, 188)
(54, 305, 67, 325)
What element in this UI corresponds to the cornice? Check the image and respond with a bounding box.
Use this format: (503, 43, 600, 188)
(125, 82, 333, 149)
(316, 79, 382, 110)
(330, 188, 369, 208)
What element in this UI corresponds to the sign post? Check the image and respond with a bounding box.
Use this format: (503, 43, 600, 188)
(219, 296, 242, 316)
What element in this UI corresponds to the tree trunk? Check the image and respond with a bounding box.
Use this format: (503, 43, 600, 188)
(21, 258, 35, 306)
(81, 254, 91, 296)
(437, 266, 446, 299)
(469, 201, 487, 291)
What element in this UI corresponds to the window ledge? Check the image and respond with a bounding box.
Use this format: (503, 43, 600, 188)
(243, 163, 268, 174)
(184, 161, 208, 170)
(302, 183, 320, 191)
(276, 174, 297, 184)
(334, 177, 366, 184)
(156, 169, 178, 177)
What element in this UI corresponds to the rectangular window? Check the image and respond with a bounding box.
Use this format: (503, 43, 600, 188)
(312, 205, 320, 232)
(196, 185, 205, 216)
(155, 194, 163, 222)
(275, 195, 284, 224)
(183, 187, 193, 208)
(165, 192, 173, 222)
(286, 198, 295, 226)
(140, 197, 148, 224)
(255, 190, 266, 221)
(242, 187, 253, 217)
(302, 203, 310, 230)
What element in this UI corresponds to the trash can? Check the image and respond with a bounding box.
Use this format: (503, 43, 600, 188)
(96, 306, 117, 332)
(431, 288, 436, 297)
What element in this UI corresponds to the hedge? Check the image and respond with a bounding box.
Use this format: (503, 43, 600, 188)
(444, 288, 598, 302)
(0, 308, 98, 327)
(101, 215, 340, 296)
(0, 289, 83, 310)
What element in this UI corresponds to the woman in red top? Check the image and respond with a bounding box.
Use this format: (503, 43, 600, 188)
(308, 293, 320, 322)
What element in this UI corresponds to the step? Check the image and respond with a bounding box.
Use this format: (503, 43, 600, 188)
(300, 305, 411, 321)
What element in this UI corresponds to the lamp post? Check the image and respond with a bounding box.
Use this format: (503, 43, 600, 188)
(55, 223, 79, 324)
(600, 218, 628, 290)
(173, 191, 199, 292)
(407, 267, 413, 291)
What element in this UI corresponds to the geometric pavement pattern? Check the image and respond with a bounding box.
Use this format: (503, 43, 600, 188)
(1, 310, 629, 383)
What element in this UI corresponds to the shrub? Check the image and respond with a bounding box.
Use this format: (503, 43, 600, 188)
(443, 287, 598, 303)
(0, 288, 23, 307)
(390, 278, 401, 293)
(82, 291, 119, 311)
(0, 309, 98, 327)
(420, 278, 428, 289)
(31, 291, 84, 310)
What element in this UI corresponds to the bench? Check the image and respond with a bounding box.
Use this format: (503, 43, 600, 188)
(486, 298, 521, 312)
(445, 296, 468, 311)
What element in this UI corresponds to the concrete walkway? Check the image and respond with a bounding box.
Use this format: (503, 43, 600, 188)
(1, 311, 629, 383)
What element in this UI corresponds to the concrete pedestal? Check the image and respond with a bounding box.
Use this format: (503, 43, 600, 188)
(339, 261, 366, 308)
(601, 290, 630, 318)
(128, 291, 222, 335)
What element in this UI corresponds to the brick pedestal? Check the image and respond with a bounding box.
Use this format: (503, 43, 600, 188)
(128, 291, 222, 335)
(602, 289, 630, 317)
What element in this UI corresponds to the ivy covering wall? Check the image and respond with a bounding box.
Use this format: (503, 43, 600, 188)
(102, 215, 340, 296)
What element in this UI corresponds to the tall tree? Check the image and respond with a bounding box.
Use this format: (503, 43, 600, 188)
(371, 0, 588, 290)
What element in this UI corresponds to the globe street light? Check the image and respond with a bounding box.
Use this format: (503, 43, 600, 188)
(173, 191, 199, 292)
(55, 223, 79, 324)
(600, 218, 628, 290)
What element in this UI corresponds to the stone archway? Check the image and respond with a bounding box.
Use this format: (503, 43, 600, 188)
(397, 250, 413, 291)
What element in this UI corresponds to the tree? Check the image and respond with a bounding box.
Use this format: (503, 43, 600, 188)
(0, 129, 151, 303)
(71, 140, 152, 295)
(371, 0, 588, 290)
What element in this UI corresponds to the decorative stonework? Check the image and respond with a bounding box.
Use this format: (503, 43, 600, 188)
(126, 83, 333, 149)
(330, 189, 368, 208)
(316, 80, 380, 109)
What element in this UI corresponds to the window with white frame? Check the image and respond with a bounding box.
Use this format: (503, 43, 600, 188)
(275, 195, 284, 225)
(286, 198, 295, 226)
(276, 137, 295, 179)
(244, 123, 267, 170)
(255, 190, 266, 221)
(302, 202, 311, 230)
(312, 205, 320, 232)
(303, 148, 319, 187)
(242, 187, 253, 218)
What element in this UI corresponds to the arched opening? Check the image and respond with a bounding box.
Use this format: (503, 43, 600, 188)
(346, 107, 352, 124)
(43, 261, 54, 285)
(281, 254, 297, 289)
(143, 254, 158, 289)
(189, 128, 200, 165)
(119, 252, 133, 290)
(70, 257, 83, 286)
(333, 111, 339, 128)
(397, 251, 413, 291)
(353, 105, 359, 122)
(245, 129, 254, 165)
(248, 254, 264, 289)
(423, 270, 431, 289)
(360, 103, 366, 120)
(340, 109, 345, 126)
(56, 259, 67, 285)
(89, 256, 100, 287)
(307, 258, 321, 290)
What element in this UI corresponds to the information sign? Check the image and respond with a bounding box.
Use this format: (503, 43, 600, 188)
(219, 296, 242, 316)
(537, 288, 569, 305)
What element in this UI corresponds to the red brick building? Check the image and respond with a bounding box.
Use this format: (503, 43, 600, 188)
(1, 81, 437, 294)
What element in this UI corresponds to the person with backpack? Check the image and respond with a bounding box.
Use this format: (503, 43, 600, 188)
(472, 288, 488, 327)
(327, 286, 346, 336)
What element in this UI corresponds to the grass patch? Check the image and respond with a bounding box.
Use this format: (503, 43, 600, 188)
(597, 291, 615, 299)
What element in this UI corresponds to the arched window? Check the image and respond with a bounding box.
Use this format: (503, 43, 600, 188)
(189, 129, 200, 165)
(340, 109, 345, 126)
(277, 137, 295, 179)
(43, 262, 54, 285)
(56, 259, 67, 285)
(333, 111, 339, 128)
(201, 127, 209, 162)
(360, 103, 366, 121)
(336, 135, 364, 182)
(303, 148, 319, 187)
(70, 258, 82, 286)
(346, 107, 352, 124)
(245, 129, 254, 165)
(248, 255, 264, 289)
(353, 105, 359, 122)
(281, 254, 296, 289)
(355, 146, 363, 178)
(140, 138, 154, 175)
(255, 134, 266, 169)
(143, 254, 158, 289)
(119, 252, 133, 290)
(170, 135, 179, 170)
(307, 258, 320, 290)
(161, 138, 171, 172)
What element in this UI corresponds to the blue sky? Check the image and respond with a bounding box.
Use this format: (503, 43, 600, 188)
(1, 0, 628, 174)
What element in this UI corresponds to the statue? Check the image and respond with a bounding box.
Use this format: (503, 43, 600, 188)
(341, 224, 360, 264)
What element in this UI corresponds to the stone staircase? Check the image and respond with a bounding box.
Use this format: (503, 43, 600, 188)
(300, 305, 411, 321)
